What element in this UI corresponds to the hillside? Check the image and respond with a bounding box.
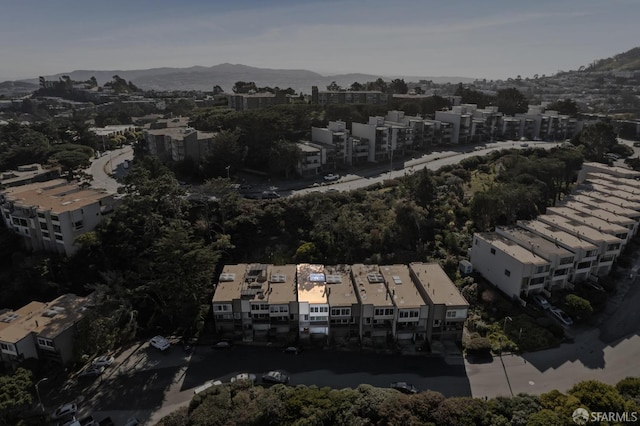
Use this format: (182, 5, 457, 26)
(586, 46, 640, 72)
(17, 63, 475, 93)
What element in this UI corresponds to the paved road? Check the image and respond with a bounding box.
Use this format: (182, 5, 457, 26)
(87, 146, 134, 193)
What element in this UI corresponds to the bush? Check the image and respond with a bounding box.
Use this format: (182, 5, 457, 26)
(564, 294, 593, 321)
(465, 337, 492, 355)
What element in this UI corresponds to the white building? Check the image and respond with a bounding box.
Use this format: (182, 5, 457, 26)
(297, 264, 330, 341)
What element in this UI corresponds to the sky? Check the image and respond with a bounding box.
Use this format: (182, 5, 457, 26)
(1, 0, 639, 82)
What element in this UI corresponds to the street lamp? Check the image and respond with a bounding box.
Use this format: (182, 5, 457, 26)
(35, 377, 48, 412)
(225, 165, 230, 179)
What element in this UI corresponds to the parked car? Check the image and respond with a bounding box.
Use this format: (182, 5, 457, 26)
(390, 382, 420, 394)
(261, 190, 280, 199)
(634, 142, 640, 147)
(92, 355, 115, 367)
(550, 307, 574, 326)
(585, 280, 605, 292)
(212, 340, 232, 350)
(150, 335, 170, 351)
(51, 403, 78, 421)
(230, 373, 257, 383)
(78, 365, 105, 378)
(323, 173, 340, 181)
(521, 142, 529, 147)
(193, 379, 223, 395)
(283, 346, 301, 355)
(262, 370, 290, 385)
(531, 294, 551, 310)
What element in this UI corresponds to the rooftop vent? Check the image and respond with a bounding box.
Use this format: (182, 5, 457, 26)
(367, 273, 384, 283)
(270, 274, 286, 283)
(392, 275, 402, 285)
(219, 273, 236, 282)
(0, 313, 19, 323)
(326, 274, 342, 284)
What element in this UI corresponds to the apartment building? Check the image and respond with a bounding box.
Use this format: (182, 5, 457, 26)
(227, 91, 290, 111)
(518, 219, 599, 283)
(470, 233, 551, 300)
(351, 117, 393, 163)
(409, 262, 469, 343)
(0, 164, 60, 188)
(584, 179, 640, 200)
(324, 265, 360, 341)
(351, 264, 395, 341)
(266, 264, 299, 339)
(546, 206, 631, 248)
(311, 121, 354, 166)
(311, 87, 389, 106)
(566, 194, 640, 236)
(296, 142, 325, 177)
(0, 179, 117, 256)
(537, 215, 622, 277)
(297, 264, 330, 342)
(577, 162, 640, 184)
(585, 172, 640, 192)
(0, 294, 95, 369)
(496, 226, 575, 292)
(435, 106, 473, 144)
(578, 189, 640, 212)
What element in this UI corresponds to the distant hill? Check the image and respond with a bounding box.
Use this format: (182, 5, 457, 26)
(586, 46, 640, 72)
(0, 80, 39, 96)
(17, 63, 475, 93)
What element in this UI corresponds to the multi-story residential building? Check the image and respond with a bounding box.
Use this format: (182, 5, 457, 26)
(324, 264, 360, 341)
(311, 121, 353, 167)
(0, 164, 61, 188)
(351, 117, 392, 163)
(518, 219, 600, 283)
(566, 194, 640, 236)
(297, 264, 329, 342)
(501, 117, 522, 140)
(212, 264, 298, 342)
(471, 106, 503, 142)
(537, 215, 622, 277)
(143, 126, 216, 163)
(546, 206, 631, 248)
(470, 233, 551, 300)
(311, 87, 388, 106)
(558, 199, 638, 238)
(351, 264, 395, 341)
(496, 226, 575, 292)
(583, 183, 640, 206)
(0, 293, 95, 369)
(435, 106, 473, 144)
(296, 142, 325, 177)
(0, 179, 117, 256)
(378, 264, 428, 342)
(227, 91, 289, 111)
(577, 162, 640, 183)
(409, 262, 468, 343)
(585, 172, 640, 192)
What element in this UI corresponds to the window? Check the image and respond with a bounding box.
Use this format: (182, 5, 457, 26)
(51, 215, 59, 222)
(73, 220, 83, 230)
(530, 277, 545, 285)
(446, 311, 457, 318)
(40, 222, 48, 230)
(385, 308, 394, 316)
(374, 308, 384, 316)
(586, 250, 598, 258)
(310, 306, 319, 313)
(433, 319, 441, 327)
(560, 257, 573, 265)
(490, 248, 496, 255)
(554, 268, 567, 276)
(55, 235, 63, 241)
(37, 212, 45, 218)
(0, 343, 13, 351)
(319, 306, 328, 313)
(504, 269, 511, 277)
(534, 265, 550, 274)
(37, 338, 54, 349)
(577, 261, 591, 270)
(53, 225, 61, 233)
(606, 243, 621, 252)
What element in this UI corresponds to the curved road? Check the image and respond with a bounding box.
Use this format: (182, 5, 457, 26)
(87, 146, 134, 193)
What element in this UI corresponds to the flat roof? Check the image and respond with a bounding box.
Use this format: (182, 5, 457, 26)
(5, 182, 112, 214)
(476, 233, 550, 265)
(0, 294, 93, 343)
(379, 264, 422, 309)
(297, 264, 328, 304)
(409, 262, 468, 307)
(546, 206, 628, 234)
(581, 162, 640, 179)
(585, 178, 640, 197)
(559, 201, 635, 226)
(566, 194, 640, 218)
(351, 264, 393, 307)
(212, 264, 248, 303)
(324, 265, 358, 307)
(587, 172, 640, 191)
(267, 264, 297, 304)
(496, 226, 574, 259)
(575, 189, 640, 211)
(517, 220, 598, 251)
(537, 214, 621, 244)
(586, 183, 640, 204)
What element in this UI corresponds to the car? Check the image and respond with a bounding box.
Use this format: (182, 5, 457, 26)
(150, 335, 170, 351)
(92, 355, 115, 367)
(323, 173, 340, 181)
(550, 307, 574, 326)
(390, 382, 420, 394)
(212, 340, 232, 350)
(585, 280, 605, 292)
(531, 294, 551, 310)
(51, 403, 78, 421)
(261, 190, 280, 199)
(66, 415, 98, 426)
(634, 142, 640, 147)
(283, 346, 301, 355)
(193, 379, 223, 395)
(78, 365, 105, 378)
(262, 370, 290, 385)
(230, 373, 257, 383)
(521, 142, 529, 147)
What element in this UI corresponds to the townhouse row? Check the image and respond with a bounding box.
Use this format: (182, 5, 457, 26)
(0, 294, 95, 370)
(212, 262, 469, 346)
(0, 179, 118, 256)
(469, 163, 640, 302)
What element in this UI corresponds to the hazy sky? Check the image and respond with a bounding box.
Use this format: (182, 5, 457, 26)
(1, 0, 639, 81)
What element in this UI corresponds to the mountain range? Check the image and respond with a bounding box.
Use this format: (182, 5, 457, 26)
(16, 63, 475, 93)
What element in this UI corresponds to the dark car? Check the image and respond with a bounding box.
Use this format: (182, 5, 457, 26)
(212, 340, 232, 350)
(262, 370, 290, 385)
(390, 382, 419, 394)
(78, 365, 105, 378)
(283, 346, 301, 355)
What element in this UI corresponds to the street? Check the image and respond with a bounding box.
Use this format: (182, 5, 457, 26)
(87, 146, 134, 193)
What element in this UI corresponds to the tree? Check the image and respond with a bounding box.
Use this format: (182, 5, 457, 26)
(496, 87, 528, 116)
(326, 81, 342, 91)
(268, 139, 301, 178)
(212, 85, 224, 95)
(576, 121, 617, 160)
(350, 81, 364, 91)
(232, 81, 258, 94)
(546, 99, 579, 116)
(568, 380, 627, 413)
(389, 78, 408, 94)
(0, 368, 33, 423)
(564, 294, 593, 320)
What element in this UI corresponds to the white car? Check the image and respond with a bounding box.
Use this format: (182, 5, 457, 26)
(550, 307, 574, 327)
(531, 294, 551, 310)
(51, 403, 77, 420)
(150, 335, 170, 351)
(230, 373, 257, 383)
(323, 173, 340, 182)
(92, 355, 115, 367)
